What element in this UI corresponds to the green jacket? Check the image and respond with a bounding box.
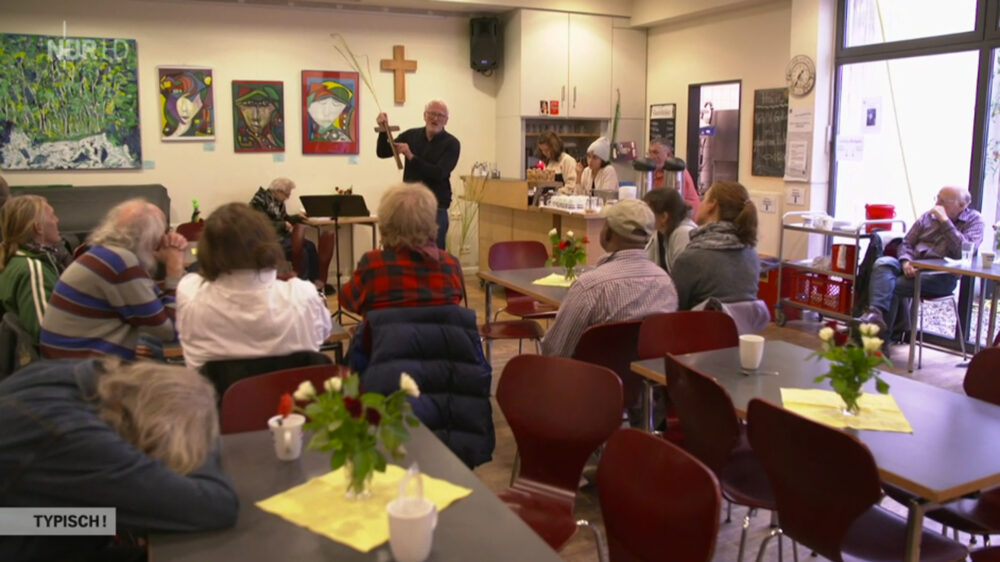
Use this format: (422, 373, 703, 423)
(0, 249, 60, 342)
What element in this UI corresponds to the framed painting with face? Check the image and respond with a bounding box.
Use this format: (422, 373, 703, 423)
(158, 67, 215, 141)
(301, 70, 359, 155)
(232, 80, 284, 153)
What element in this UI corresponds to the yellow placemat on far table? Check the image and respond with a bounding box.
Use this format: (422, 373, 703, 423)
(780, 388, 913, 433)
(255, 464, 472, 552)
(533, 273, 574, 287)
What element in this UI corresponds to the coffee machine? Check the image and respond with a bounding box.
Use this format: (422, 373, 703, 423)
(661, 157, 687, 191)
(632, 157, 657, 198)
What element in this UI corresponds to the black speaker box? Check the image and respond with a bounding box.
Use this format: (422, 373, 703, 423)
(470, 17, 500, 72)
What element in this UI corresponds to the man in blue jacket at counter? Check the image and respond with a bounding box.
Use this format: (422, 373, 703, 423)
(375, 99, 461, 250)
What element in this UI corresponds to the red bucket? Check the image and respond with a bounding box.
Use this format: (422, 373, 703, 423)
(865, 204, 896, 233)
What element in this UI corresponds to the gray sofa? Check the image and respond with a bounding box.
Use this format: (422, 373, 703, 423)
(10, 184, 170, 247)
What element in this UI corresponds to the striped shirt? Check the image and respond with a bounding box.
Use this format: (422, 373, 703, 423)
(898, 206, 985, 263)
(541, 249, 678, 358)
(40, 245, 177, 360)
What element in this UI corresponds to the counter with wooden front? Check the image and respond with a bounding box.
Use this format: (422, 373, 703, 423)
(467, 176, 605, 270)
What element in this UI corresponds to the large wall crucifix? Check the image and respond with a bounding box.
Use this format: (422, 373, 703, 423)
(380, 45, 417, 104)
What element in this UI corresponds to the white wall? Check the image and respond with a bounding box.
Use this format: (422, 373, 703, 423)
(0, 0, 497, 237)
(645, 0, 791, 254)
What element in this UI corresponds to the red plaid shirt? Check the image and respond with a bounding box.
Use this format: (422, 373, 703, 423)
(339, 246, 465, 315)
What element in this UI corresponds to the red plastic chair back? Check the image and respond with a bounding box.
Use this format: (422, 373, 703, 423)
(637, 311, 738, 360)
(290, 223, 306, 274)
(176, 221, 205, 242)
(746, 398, 883, 560)
(965, 347, 1000, 406)
(220, 363, 347, 434)
(597, 428, 721, 562)
(497, 354, 623, 492)
(488, 241, 552, 317)
(664, 355, 742, 473)
(572, 320, 644, 411)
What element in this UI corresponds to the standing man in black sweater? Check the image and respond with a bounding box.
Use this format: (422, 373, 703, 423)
(376, 99, 461, 250)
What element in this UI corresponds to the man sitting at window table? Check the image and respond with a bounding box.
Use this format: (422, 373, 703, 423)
(541, 199, 678, 358)
(858, 186, 984, 340)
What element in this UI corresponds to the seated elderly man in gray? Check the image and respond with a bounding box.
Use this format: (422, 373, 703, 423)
(541, 199, 678, 358)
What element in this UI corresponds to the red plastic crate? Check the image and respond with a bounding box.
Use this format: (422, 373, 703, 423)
(786, 270, 853, 316)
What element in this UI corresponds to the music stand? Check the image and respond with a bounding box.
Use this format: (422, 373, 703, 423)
(299, 195, 370, 325)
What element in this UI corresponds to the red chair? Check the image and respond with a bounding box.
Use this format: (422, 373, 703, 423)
(747, 398, 968, 562)
(572, 320, 644, 422)
(488, 241, 558, 321)
(972, 547, 1000, 561)
(596, 428, 721, 562)
(175, 220, 205, 242)
(496, 354, 623, 552)
(665, 355, 777, 562)
(316, 229, 337, 290)
(290, 223, 306, 275)
(637, 310, 740, 438)
(220, 363, 347, 434)
(201, 350, 333, 406)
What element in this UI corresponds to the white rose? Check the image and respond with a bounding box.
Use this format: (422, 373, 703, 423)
(861, 336, 883, 353)
(548, 228, 557, 237)
(818, 327, 834, 341)
(323, 376, 342, 393)
(399, 372, 421, 397)
(566, 230, 575, 239)
(293, 380, 317, 401)
(862, 323, 880, 337)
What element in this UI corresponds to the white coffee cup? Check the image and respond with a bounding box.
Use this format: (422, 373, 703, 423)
(983, 251, 995, 268)
(738, 335, 765, 371)
(387, 497, 437, 562)
(267, 414, 304, 461)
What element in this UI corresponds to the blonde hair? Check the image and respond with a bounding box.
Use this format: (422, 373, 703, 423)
(0, 195, 46, 270)
(87, 199, 166, 270)
(96, 360, 218, 475)
(377, 183, 438, 248)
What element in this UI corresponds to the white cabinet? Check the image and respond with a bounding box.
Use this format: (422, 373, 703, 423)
(611, 25, 647, 120)
(514, 10, 612, 119)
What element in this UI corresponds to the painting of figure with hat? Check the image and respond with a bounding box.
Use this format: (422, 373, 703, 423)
(232, 80, 284, 152)
(301, 70, 359, 154)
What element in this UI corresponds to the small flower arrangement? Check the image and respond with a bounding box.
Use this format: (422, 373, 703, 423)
(811, 323, 892, 415)
(548, 228, 588, 280)
(334, 185, 354, 195)
(292, 371, 420, 498)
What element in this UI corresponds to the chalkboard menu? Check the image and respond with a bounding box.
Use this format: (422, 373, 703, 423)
(751, 88, 788, 177)
(648, 103, 676, 149)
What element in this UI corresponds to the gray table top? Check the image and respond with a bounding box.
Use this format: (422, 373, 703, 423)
(477, 267, 573, 307)
(150, 425, 561, 561)
(632, 340, 1000, 503)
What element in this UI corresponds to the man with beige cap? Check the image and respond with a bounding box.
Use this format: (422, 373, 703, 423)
(541, 199, 677, 358)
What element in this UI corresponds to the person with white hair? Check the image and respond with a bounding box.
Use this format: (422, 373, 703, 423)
(0, 358, 238, 560)
(249, 177, 321, 289)
(541, 199, 678, 358)
(577, 136, 619, 195)
(40, 198, 187, 360)
(375, 99, 461, 250)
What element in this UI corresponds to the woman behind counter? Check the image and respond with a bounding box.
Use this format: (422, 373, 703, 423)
(537, 131, 577, 191)
(578, 137, 619, 195)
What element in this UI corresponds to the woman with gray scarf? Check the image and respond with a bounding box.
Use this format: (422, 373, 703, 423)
(672, 181, 760, 310)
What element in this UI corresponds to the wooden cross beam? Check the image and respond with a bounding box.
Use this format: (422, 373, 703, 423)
(380, 45, 417, 104)
(373, 122, 404, 169)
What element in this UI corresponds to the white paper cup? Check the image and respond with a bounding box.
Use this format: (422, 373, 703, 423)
(387, 497, 438, 562)
(983, 251, 995, 268)
(267, 414, 304, 461)
(738, 335, 765, 371)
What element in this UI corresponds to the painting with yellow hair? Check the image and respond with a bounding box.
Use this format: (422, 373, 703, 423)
(301, 70, 358, 154)
(158, 67, 215, 141)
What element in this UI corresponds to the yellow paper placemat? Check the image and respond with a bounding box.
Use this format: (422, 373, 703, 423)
(256, 464, 472, 552)
(780, 388, 913, 433)
(533, 273, 574, 287)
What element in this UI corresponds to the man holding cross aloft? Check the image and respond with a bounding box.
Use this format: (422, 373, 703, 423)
(376, 99, 461, 250)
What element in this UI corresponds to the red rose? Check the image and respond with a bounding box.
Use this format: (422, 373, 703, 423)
(277, 393, 293, 418)
(558, 240, 569, 250)
(582, 237, 589, 244)
(344, 396, 363, 418)
(365, 407, 382, 426)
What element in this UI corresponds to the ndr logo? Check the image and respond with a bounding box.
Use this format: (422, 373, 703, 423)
(45, 38, 131, 61)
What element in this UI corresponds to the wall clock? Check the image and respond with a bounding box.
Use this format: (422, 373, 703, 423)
(786, 54, 816, 97)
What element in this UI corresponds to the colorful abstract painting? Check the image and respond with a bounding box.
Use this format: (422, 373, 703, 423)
(0, 33, 141, 170)
(158, 67, 215, 141)
(301, 70, 359, 155)
(232, 80, 284, 153)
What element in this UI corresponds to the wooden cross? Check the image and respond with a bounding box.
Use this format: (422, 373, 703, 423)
(380, 45, 417, 104)
(373, 121, 404, 170)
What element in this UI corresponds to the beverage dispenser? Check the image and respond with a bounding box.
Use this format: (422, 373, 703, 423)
(632, 157, 657, 198)
(661, 157, 686, 192)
